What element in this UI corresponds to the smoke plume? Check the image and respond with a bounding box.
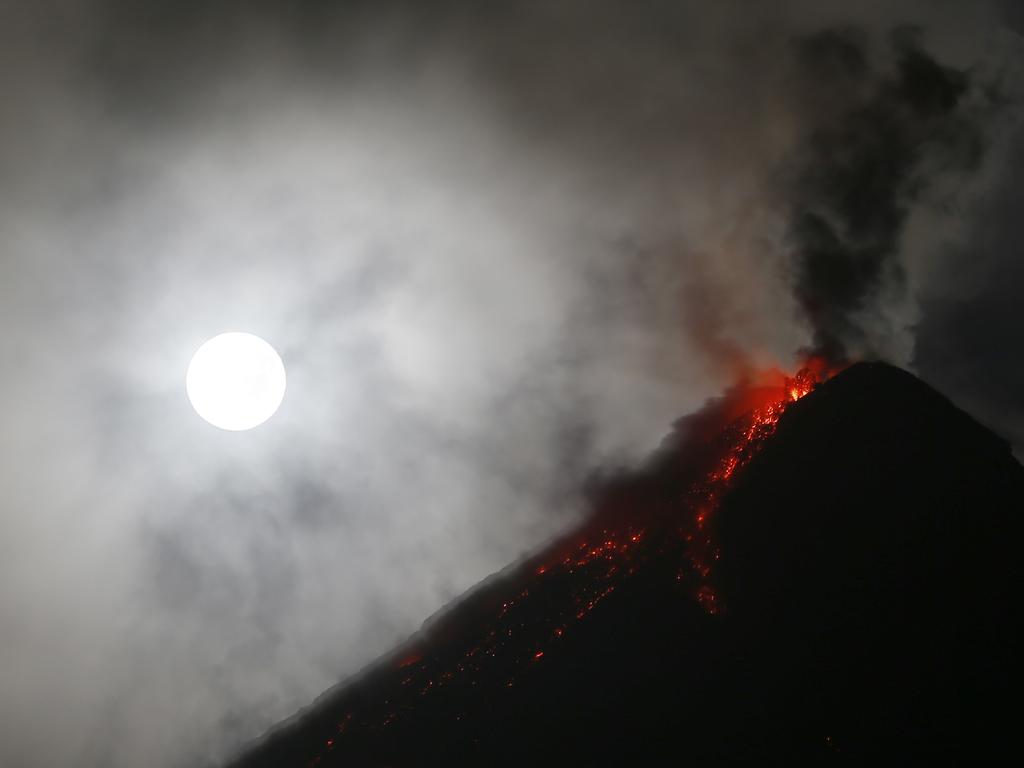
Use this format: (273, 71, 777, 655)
(786, 28, 986, 363)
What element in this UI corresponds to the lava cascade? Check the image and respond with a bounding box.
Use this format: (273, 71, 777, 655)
(303, 360, 837, 766)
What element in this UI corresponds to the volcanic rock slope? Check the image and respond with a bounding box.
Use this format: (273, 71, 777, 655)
(226, 362, 1023, 766)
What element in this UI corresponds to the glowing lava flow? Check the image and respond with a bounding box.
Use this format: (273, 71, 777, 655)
(305, 363, 831, 766)
(680, 366, 820, 614)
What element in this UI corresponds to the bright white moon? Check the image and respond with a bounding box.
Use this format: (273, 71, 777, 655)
(186, 332, 287, 431)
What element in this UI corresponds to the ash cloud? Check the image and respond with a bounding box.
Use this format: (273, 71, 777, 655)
(785, 27, 987, 363)
(0, 2, 1019, 767)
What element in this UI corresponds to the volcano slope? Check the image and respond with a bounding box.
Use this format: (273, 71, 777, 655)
(225, 362, 1023, 766)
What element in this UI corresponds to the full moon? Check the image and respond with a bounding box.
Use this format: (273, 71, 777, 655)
(186, 332, 287, 431)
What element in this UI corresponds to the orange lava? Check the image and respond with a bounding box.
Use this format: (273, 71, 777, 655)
(680, 364, 824, 613)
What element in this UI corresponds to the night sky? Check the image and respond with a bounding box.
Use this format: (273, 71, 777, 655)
(1, 2, 1022, 766)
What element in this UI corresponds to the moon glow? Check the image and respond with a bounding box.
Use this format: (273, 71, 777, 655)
(186, 332, 287, 431)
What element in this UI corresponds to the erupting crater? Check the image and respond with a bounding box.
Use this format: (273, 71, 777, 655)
(297, 359, 840, 766)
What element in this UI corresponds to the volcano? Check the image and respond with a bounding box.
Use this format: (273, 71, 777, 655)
(225, 362, 1022, 766)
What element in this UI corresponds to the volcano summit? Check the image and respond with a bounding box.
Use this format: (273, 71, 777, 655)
(226, 362, 1022, 766)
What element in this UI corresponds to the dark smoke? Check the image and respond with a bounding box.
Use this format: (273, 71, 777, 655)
(786, 28, 985, 363)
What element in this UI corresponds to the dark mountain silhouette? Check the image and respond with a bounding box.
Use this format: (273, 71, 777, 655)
(225, 362, 1023, 766)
